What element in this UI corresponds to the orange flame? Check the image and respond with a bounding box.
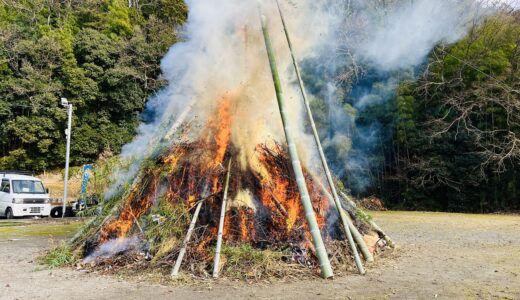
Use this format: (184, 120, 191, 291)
(253, 143, 330, 242)
(93, 90, 334, 264)
(99, 176, 157, 244)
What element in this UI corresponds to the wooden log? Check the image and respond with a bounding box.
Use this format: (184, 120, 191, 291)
(260, 13, 333, 279)
(267, 187, 289, 217)
(274, 0, 366, 274)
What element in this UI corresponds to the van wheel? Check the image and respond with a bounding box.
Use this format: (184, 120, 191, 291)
(6, 208, 14, 219)
(50, 207, 63, 218)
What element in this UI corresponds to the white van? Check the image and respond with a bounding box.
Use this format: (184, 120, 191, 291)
(0, 172, 51, 219)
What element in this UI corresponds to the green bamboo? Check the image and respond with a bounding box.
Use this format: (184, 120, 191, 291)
(274, 0, 366, 274)
(343, 209, 373, 262)
(340, 191, 395, 248)
(260, 14, 333, 279)
(213, 159, 232, 278)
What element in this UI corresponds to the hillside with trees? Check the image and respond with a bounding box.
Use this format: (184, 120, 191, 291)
(0, 0, 187, 170)
(332, 11, 520, 212)
(384, 12, 520, 212)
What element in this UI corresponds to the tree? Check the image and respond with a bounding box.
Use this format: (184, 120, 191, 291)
(0, 0, 187, 171)
(383, 12, 520, 212)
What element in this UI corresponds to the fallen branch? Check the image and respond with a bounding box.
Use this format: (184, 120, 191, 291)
(267, 186, 289, 217)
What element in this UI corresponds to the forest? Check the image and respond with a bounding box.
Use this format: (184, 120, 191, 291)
(353, 11, 520, 212)
(0, 0, 519, 212)
(0, 0, 187, 169)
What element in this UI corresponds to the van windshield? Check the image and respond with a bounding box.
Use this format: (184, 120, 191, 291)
(12, 180, 46, 194)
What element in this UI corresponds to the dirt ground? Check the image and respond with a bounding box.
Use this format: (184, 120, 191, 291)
(1, 211, 519, 300)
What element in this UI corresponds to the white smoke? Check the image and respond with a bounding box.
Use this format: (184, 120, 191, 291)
(353, 0, 487, 71)
(103, 0, 503, 198)
(304, 0, 497, 192)
(83, 236, 140, 263)
(104, 0, 335, 198)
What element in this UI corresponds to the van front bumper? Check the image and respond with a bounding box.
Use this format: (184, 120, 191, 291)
(11, 204, 51, 217)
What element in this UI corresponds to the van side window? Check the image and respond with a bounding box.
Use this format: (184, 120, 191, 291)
(1, 179, 10, 193)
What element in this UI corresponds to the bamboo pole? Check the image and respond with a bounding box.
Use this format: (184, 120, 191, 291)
(311, 173, 374, 262)
(212, 159, 232, 278)
(163, 101, 194, 141)
(129, 209, 145, 237)
(171, 185, 209, 277)
(310, 173, 374, 261)
(260, 14, 333, 279)
(340, 192, 395, 248)
(274, 0, 368, 272)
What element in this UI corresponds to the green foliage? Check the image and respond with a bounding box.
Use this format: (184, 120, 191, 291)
(304, 11, 519, 213)
(104, 0, 133, 37)
(0, 0, 186, 171)
(142, 200, 190, 261)
(90, 155, 121, 197)
(38, 242, 75, 268)
(218, 244, 285, 280)
(380, 13, 520, 212)
(75, 206, 100, 217)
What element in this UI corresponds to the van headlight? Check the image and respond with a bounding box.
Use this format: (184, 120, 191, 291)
(50, 198, 62, 205)
(12, 198, 24, 204)
(44, 199, 50, 204)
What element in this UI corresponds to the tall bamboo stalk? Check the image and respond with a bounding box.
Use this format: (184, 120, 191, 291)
(212, 159, 232, 278)
(274, 0, 371, 267)
(260, 14, 333, 279)
(171, 185, 209, 277)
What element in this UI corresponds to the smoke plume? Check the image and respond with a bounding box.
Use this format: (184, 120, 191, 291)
(104, 0, 499, 199)
(105, 0, 336, 198)
(309, 0, 494, 193)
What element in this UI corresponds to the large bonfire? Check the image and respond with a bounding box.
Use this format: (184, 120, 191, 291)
(68, 1, 394, 280)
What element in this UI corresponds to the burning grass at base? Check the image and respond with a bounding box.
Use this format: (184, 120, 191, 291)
(52, 105, 391, 280)
(54, 193, 388, 281)
(39, 186, 389, 282)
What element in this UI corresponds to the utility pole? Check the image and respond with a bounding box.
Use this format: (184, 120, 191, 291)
(61, 97, 72, 218)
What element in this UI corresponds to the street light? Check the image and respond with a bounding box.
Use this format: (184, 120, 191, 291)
(61, 97, 72, 218)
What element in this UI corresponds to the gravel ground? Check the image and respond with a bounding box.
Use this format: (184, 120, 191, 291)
(1, 211, 519, 300)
